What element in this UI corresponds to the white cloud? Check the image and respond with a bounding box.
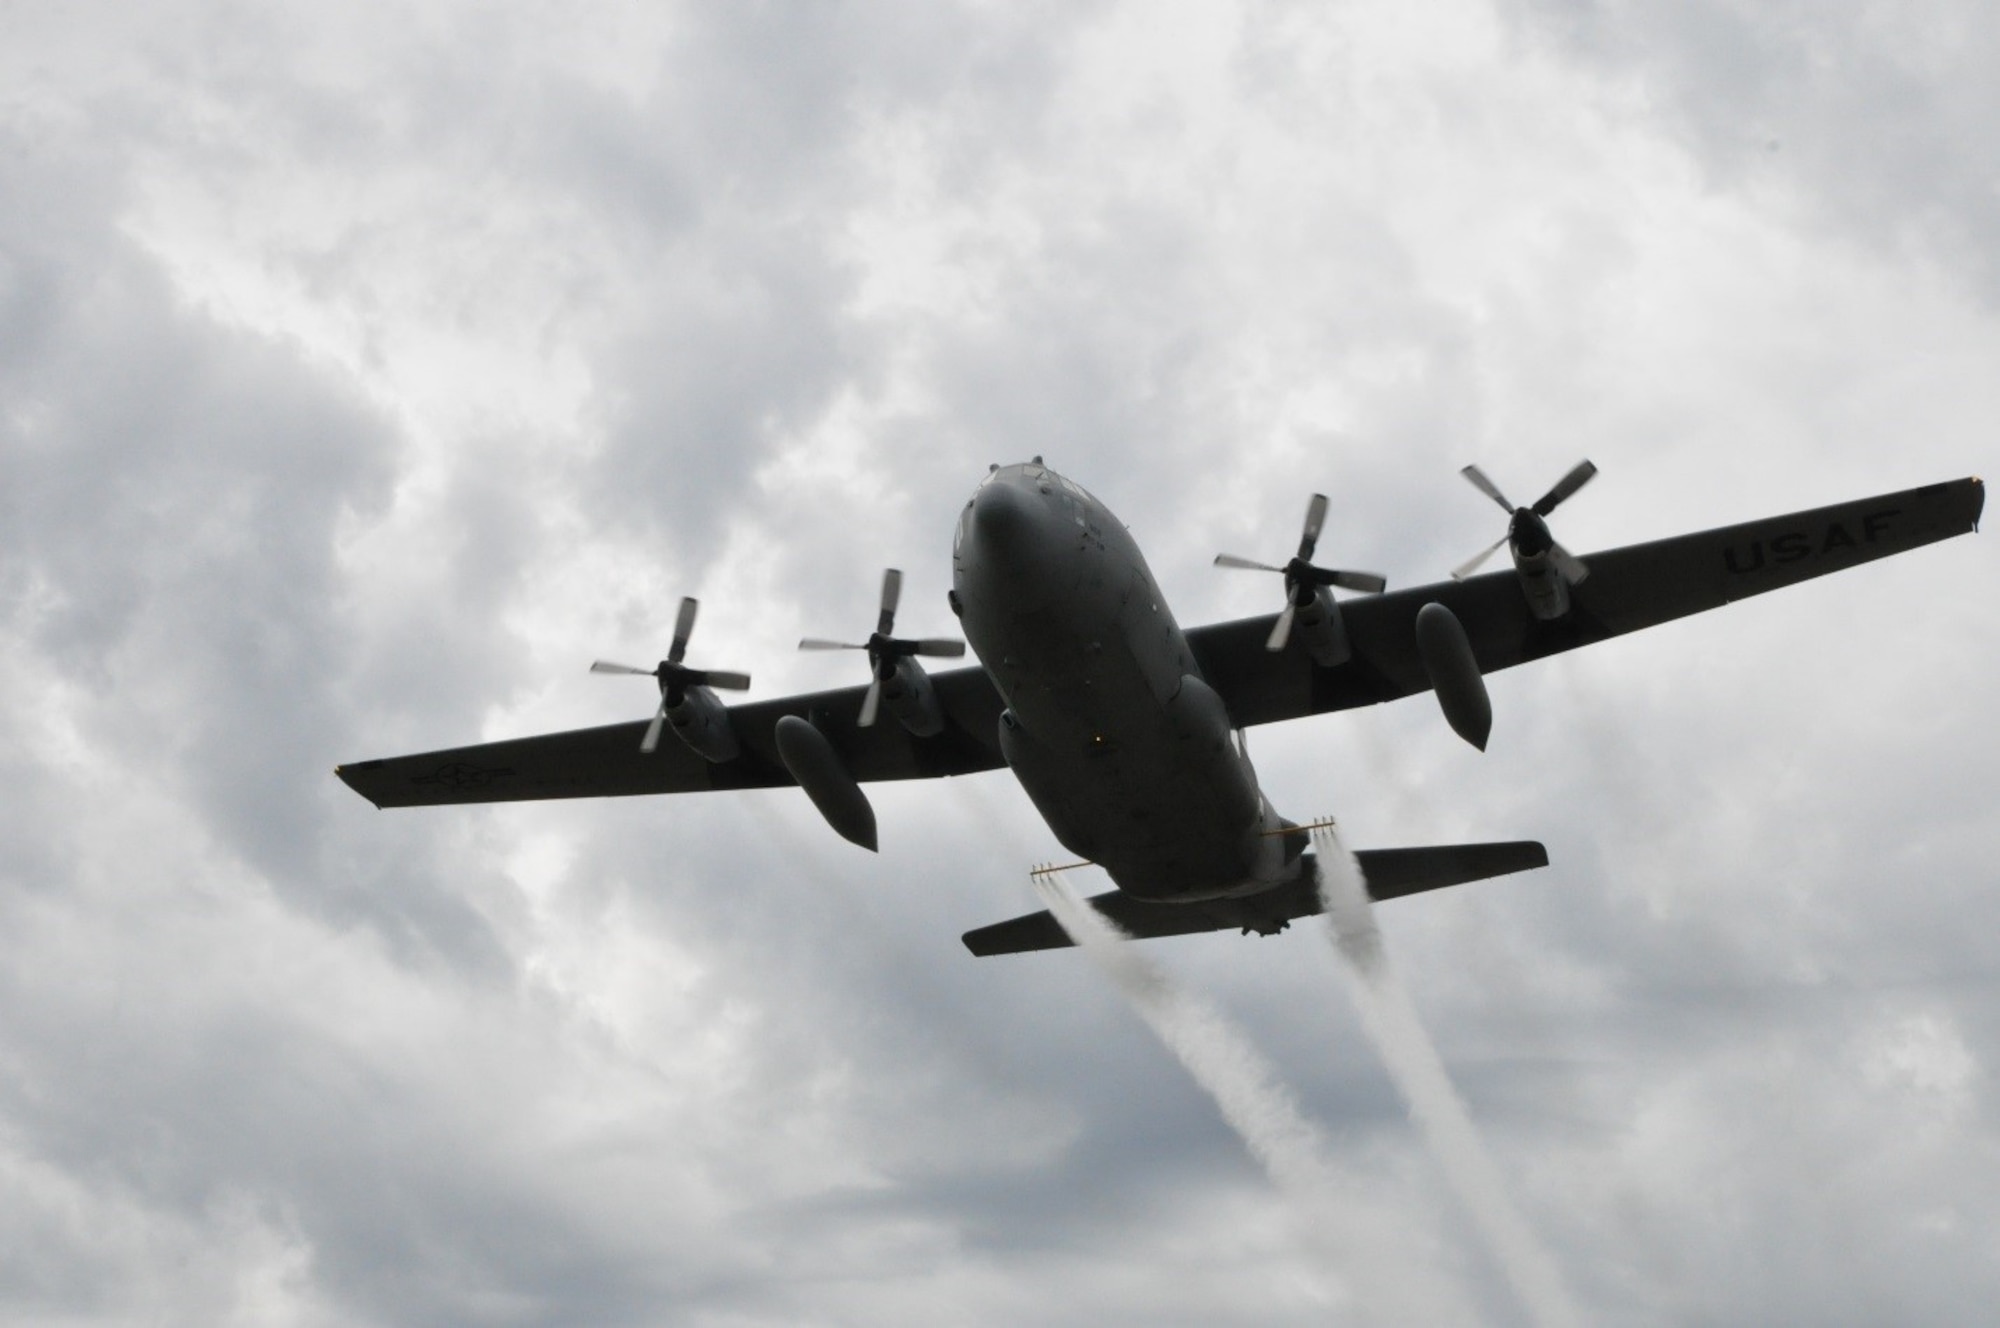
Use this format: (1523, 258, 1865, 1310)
(2, 1, 1994, 1323)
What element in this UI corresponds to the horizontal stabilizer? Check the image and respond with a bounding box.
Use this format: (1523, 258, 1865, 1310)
(962, 840, 1548, 957)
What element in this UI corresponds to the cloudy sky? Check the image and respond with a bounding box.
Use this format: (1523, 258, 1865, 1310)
(3, 1, 1996, 1323)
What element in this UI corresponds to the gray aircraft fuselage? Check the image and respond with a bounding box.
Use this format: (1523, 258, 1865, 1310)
(952, 461, 1303, 902)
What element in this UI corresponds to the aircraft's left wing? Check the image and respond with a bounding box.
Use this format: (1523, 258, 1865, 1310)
(1192, 477, 1983, 729)
(336, 669, 1007, 809)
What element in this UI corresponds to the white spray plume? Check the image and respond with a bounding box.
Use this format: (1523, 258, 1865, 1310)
(1032, 873, 1337, 1197)
(1313, 827, 1583, 1328)
(1030, 871, 1476, 1322)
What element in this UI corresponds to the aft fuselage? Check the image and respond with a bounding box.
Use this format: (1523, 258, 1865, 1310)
(952, 462, 1302, 902)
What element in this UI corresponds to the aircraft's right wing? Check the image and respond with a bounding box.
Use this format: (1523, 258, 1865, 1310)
(1191, 477, 1983, 728)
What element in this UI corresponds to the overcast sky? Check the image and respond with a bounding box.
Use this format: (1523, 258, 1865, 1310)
(3, 2, 1996, 1324)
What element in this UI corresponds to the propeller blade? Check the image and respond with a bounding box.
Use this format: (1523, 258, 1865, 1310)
(669, 597, 698, 665)
(1213, 553, 1286, 573)
(590, 660, 655, 676)
(1297, 492, 1329, 561)
(1452, 534, 1510, 582)
(803, 570, 960, 721)
(1336, 570, 1387, 594)
(1306, 567, 1388, 594)
(1265, 602, 1297, 652)
(698, 670, 751, 691)
(1549, 542, 1590, 586)
(640, 699, 668, 753)
(1533, 459, 1597, 517)
(876, 568, 903, 636)
(1460, 465, 1515, 514)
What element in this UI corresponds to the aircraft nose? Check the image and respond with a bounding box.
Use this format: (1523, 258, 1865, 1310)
(960, 473, 1071, 612)
(969, 478, 1043, 557)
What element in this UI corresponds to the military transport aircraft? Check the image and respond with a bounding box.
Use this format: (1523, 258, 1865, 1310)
(337, 462, 1983, 956)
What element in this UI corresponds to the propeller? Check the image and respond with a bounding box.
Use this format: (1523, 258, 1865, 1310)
(591, 596, 751, 753)
(1214, 492, 1388, 652)
(1451, 459, 1597, 584)
(800, 568, 965, 727)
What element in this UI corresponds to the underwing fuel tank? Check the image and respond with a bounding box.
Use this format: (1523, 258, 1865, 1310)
(773, 715, 878, 851)
(1414, 602, 1492, 750)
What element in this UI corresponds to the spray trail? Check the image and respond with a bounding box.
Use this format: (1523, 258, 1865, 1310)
(1313, 827, 1582, 1328)
(1030, 872, 1357, 1281)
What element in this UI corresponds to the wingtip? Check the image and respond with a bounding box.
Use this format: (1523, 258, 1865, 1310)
(333, 763, 388, 810)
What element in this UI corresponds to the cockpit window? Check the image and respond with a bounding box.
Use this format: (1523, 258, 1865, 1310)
(1059, 475, 1098, 505)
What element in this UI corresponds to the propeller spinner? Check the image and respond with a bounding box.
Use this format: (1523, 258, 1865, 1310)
(800, 568, 965, 727)
(1214, 492, 1388, 651)
(591, 596, 751, 753)
(1451, 459, 1597, 584)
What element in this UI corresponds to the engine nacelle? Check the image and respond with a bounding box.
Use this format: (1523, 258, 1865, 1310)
(1288, 586, 1353, 668)
(666, 686, 741, 763)
(1507, 507, 1577, 620)
(1414, 602, 1492, 750)
(879, 656, 945, 737)
(1511, 555, 1573, 621)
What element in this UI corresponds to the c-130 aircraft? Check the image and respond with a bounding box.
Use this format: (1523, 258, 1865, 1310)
(338, 461, 1983, 956)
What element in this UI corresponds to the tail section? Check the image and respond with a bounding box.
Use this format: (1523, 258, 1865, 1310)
(962, 840, 1548, 957)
